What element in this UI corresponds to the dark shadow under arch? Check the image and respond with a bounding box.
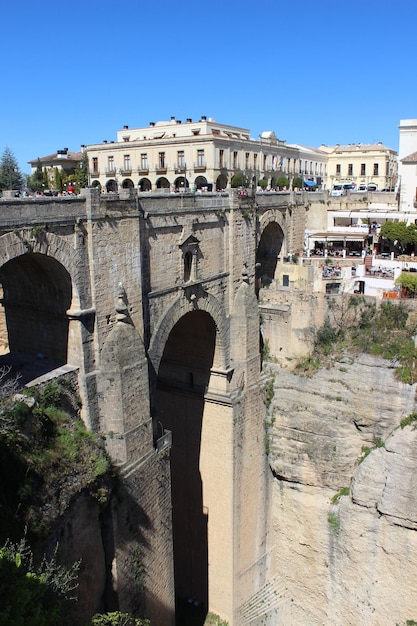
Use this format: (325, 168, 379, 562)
(256, 221, 284, 292)
(155, 310, 216, 625)
(0, 252, 72, 382)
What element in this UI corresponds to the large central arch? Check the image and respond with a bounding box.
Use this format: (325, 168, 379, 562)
(154, 310, 216, 624)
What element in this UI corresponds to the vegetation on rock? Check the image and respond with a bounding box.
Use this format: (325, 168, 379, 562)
(0, 376, 113, 540)
(295, 296, 417, 384)
(0, 536, 80, 626)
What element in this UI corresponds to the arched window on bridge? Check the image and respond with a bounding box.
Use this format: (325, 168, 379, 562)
(180, 235, 200, 283)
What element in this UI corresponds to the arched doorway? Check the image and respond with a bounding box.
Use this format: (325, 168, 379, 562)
(215, 174, 227, 190)
(0, 252, 72, 383)
(154, 310, 216, 624)
(106, 179, 117, 192)
(256, 222, 284, 290)
(122, 178, 134, 189)
(194, 176, 208, 190)
(156, 177, 170, 189)
(139, 178, 151, 191)
(174, 176, 189, 190)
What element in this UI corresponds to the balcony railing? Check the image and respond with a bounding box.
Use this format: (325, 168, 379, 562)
(137, 167, 149, 175)
(90, 170, 100, 178)
(155, 165, 168, 174)
(175, 163, 187, 174)
(105, 169, 116, 177)
(120, 169, 132, 176)
(194, 162, 206, 172)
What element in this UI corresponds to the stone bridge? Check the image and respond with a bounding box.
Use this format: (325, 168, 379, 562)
(0, 188, 306, 625)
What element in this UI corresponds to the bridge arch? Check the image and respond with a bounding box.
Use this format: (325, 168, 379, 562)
(256, 210, 288, 287)
(0, 231, 90, 381)
(0, 231, 87, 310)
(148, 290, 229, 376)
(150, 291, 229, 619)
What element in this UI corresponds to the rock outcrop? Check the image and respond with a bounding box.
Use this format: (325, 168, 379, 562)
(269, 354, 417, 625)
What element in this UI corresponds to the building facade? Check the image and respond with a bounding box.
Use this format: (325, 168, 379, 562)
(85, 117, 327, 193)
(398, 119, 417, 212)
(28, 148, 83, 181)
(320, 142, 398, 191)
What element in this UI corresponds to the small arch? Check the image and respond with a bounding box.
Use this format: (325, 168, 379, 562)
(216, 174, 227, 190)
(184, 251, 192, 282)
(156, 177, 170, 189)
(195, 176, 208, 189)
(139, 178, 151, 191)
(174, 176, 189, 190)
(122, 178, 134, 189)
(256, 220, 285, 290)
(91, 180, 101, 189)
(106, 179, 117, 193)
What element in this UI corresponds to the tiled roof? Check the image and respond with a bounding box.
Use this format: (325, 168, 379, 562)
(28, 151, 82, 165)
(401, 151, 417, 163)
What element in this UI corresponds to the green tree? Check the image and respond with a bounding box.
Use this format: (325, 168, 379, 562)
(395, 272, 417, 297)
(28, 159, 46, 193)
(231, 172, 248, 188)
(90, 613, 150, 626)
(257, 178, 268, 189)
(0, 538, 80, 626)
(73, 151, 89, 191)
(380, 221, 417, 254)
(276, 175, 289, 190)
(0, 147, 24, 192)
(54, 167, 63, 192)
(292, 177, 303, 189)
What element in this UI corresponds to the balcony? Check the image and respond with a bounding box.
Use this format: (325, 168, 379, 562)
(155, 165, 168, 174)
(137, 167, 149, 175)
(194, 162, 206, 172)
(105, 169, 116, 177)
(174, 163, 187, 174)
(90, 170, 100, 178)
(120, 169, 132, 177)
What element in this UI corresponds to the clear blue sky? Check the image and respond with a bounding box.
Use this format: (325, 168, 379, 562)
(2, 0, 416, 175)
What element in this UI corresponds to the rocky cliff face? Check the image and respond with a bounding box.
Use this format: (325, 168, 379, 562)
(268, 354, 417, 625)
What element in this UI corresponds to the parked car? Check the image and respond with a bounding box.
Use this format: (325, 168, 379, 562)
(330, 184, 344, 197)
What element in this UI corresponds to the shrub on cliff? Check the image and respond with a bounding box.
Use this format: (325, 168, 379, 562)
(0, 537, 80, 626)
(90, 613, 150, 625)
(0, 377, 113, 540)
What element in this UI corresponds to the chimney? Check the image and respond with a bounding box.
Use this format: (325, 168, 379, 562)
(150, 122, 155, 127)
(176, 119, 182, 124)
(186, 118, 192, 123)
(171, 116, 175, 121)
(123, 125, 128, 129)
(201, 116, 207, 121)
(103, 140, 108, 143)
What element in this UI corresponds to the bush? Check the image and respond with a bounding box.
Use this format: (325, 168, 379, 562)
(400, 413, 417, 429)
(90, 613, 150, 626)
(276, 176, 289, 190)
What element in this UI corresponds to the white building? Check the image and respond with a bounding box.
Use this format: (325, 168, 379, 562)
(86, 117, 327, 193)
(398, 119, 417, 212)
(319, 143, 398, 191)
